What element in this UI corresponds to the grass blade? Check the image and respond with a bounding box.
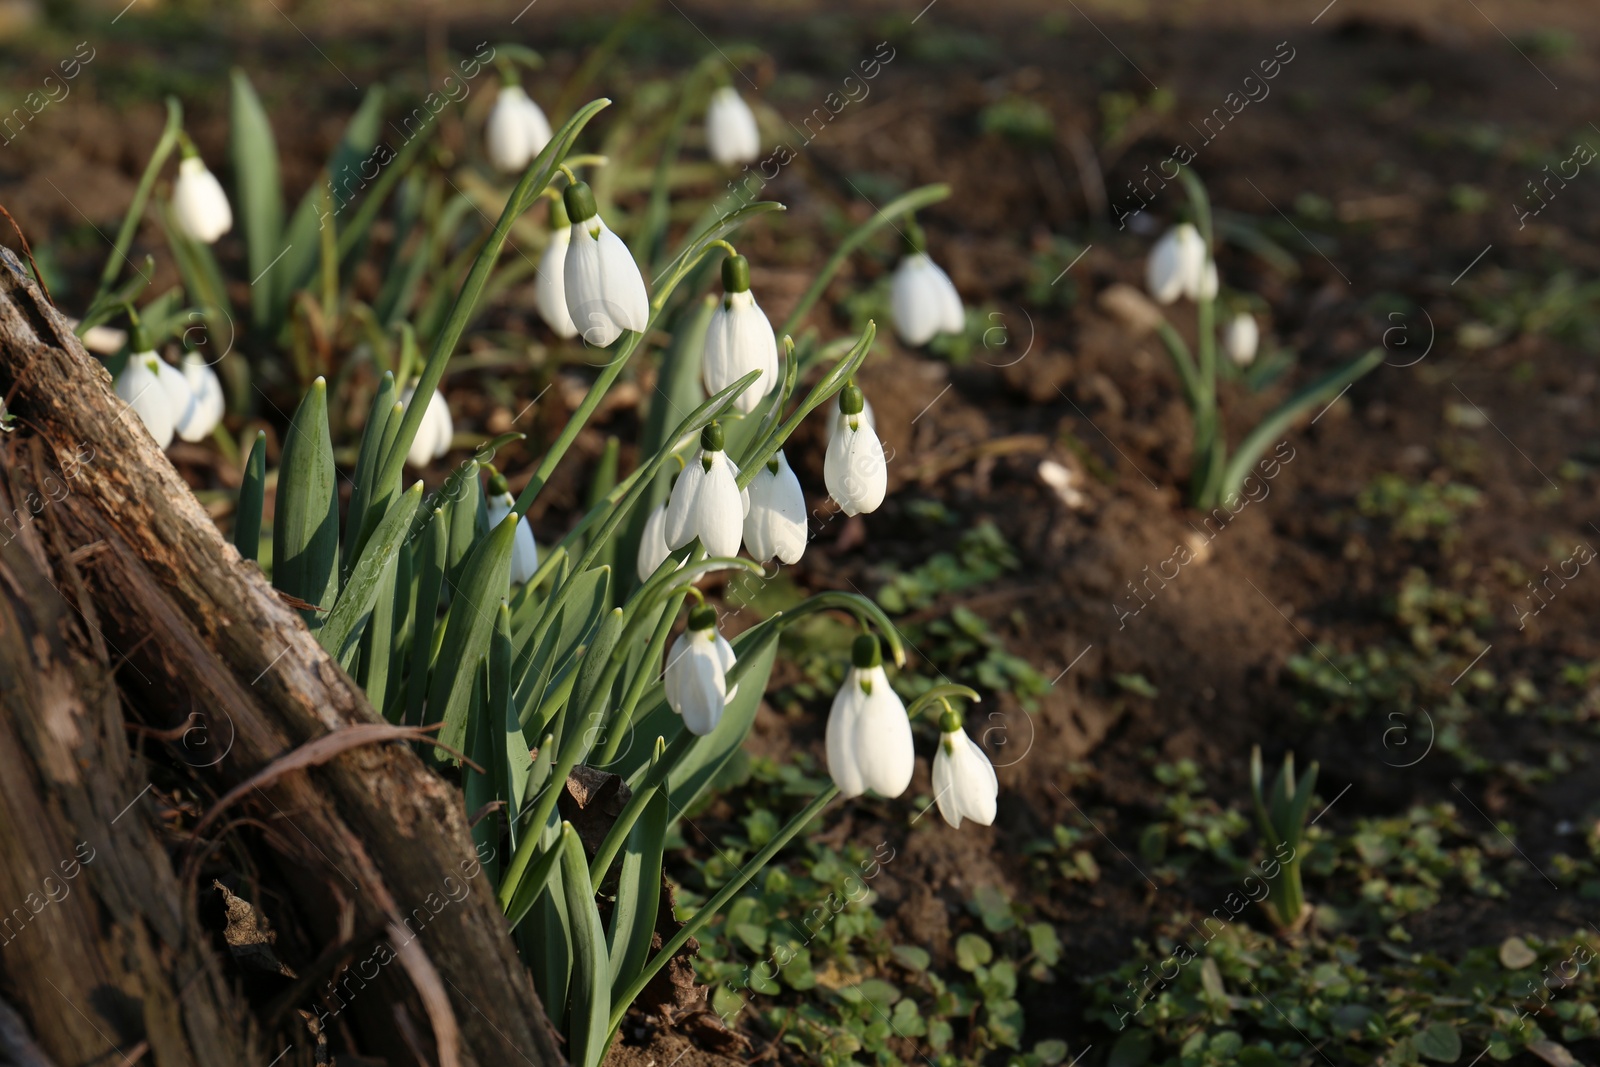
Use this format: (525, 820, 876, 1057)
(318, 481, 422, 666)
(561, 828, 612, 1067)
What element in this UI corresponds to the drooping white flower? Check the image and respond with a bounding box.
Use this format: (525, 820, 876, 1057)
(1196, 258, 1219, 302)
(931, 711, 998, 829)
(706, 86, 760, 166)
(1224, 312, 1259, 367)
(400, 383, 453, 468)
(486, 474, 538, 586)
(665, 604, 739, 736)
(485, 83, 552, 174)
(175, 352, 224, 442)
(562, 181, 650, 348)
(743, 450, 806, 565)
(536, 198, 578, 339)
(826, 635, 913, 799)
(703, 254, 777, 414)
(172, 155, 233, 244)
(115, 352, 177, 449)
(1146, 223, 1206, 304)
(636, 500, 673, 583)
(824, 383, 886, 516)
(890, 251, 964, 347)
(664, 423, 749, 558)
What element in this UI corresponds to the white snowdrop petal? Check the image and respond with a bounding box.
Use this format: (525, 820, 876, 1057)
(154, 359, 196, 435)
(176, 354, 224, 442)
(891, 256, 943, 347)
(706, 87, 760, 166)
(173, 158, 233, 244)
(853, 670, 913, 798)
(932, 745, 962, 828)
(825, 677, 868, 798)
(663, 632, 691, 717)
(712, 633, 739, 706)
(950, 731, 998, 826)
(695, 455, 745, 558)
(486, 86, 534, 173)
(1224, 313, 1259, 367)
(664, 461, 706, 549)
(536, 228, 578, 338)
(596, 222, 650, 333)
(637, 502, 673, 582)
(564, 222, 619, 347)
(827, 419, 886, 516)
(511, 518, 538, 585)
(933, 262, 965, 335)
(116, 355, 175, 449)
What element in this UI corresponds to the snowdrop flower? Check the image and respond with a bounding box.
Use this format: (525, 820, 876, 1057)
(1224, 312, 1259, 367)
(563, 181, 650, 347)
(536, 197, 578, 338)
(743, 450, 806, 565)
(1197, 258, 1219, 301)
(172, 155, 232, 245)
(175, 352, 224, 442)
(931, 704, 998, 829)
(706, 86, 760, 166)
(485, 83, 552, 174)
(486, 470, 538, 586)
(703, 254, 777, 414)
(826, 634, 913, 799)
(824, 383, 886, 516)
(665, 603, 739, 736)
(400, 383, 453, 468)
(664, 423, 749, 558)
(115, 352, 178, 449)
(1146, 223, 1206, 304)
(890, 249, 964, 347)
(636, 500, 674, 583)
(153, 356, 196, 435)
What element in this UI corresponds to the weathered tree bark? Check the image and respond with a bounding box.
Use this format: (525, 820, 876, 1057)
(0, 247, 564, 1066)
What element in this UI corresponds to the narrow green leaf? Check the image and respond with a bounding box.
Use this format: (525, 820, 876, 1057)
(342, 372, 396, 577)
(272, 378, 339, 621)
(229, 69, 285, 329)
(512, 565, 611, 729)
(445, 459, 486, 589)
(561, 607, 624, 762)
(561, 826, 612, 1067)
(376, 97, 612, 495)
(465, 661, 500, 885)
(491, 602, 533, 830)
(235, 430, 267, 562)
(1217, 348, 1384, 506)
(358, 525, 401, 714)
(318, 482, 422, 664)
(607, 777, 666, 1001)
(403, 506, 449, 727)
(429, 509, 518, 758)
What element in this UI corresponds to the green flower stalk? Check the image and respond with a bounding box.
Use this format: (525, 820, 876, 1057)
(1250, 744, 1319, 932)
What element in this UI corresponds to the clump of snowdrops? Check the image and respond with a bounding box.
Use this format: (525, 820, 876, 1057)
(90, 47, 995, 1065)
(1143, 169, 1385, 509)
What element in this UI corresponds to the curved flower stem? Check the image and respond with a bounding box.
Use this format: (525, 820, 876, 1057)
(737, 322, 876, 488)
(606, 784, 839, 1039)
(907, 684, 981, 721)
(85, 96, 183, 324)
(778, 183, 950, 337)
(378, 97, 612, 490)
